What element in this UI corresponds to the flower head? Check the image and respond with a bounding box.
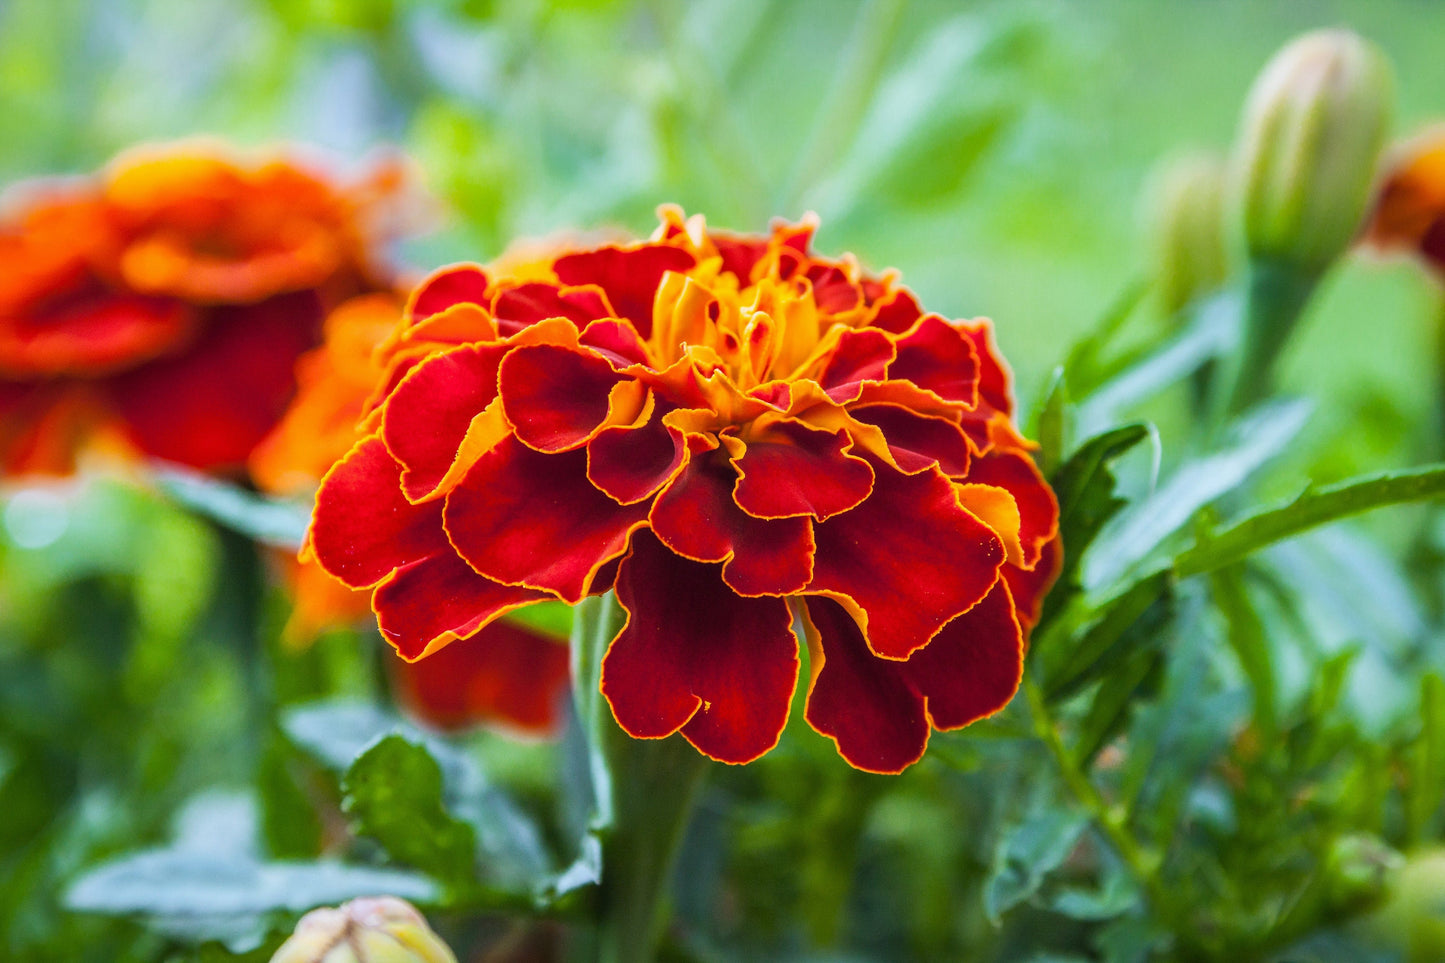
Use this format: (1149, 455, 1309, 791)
(1363, 126, 1445, 276)
(307, 207, 1059, 773)
(270, 897, 456, 963)
(0, 140, 410, 474)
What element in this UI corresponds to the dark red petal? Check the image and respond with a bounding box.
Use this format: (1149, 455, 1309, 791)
(967, 448, 1058, 568)
(601, 531, 798, 764)
(308, 434, 447, 589)
(391, 618, 570, 735)
(851, 404, 972, 475)
(409, 264, 490, 322)
(731, 421, 873, 521)
(803, 596, 929, 774)
(818, 327, 895, 401)
(444, 437, 647, 603)
(0, 290, 192, 377)
(374, 549, 552, 660)
(961, 321, 1013, 416)
(1004, 536, 1062, 633)
(382, 343, 505, 500)
(552, 244, 696, 338)
(499, 343, 623, 453)
(902, 581, 1023, 730)
(586, 402, 686, 504)
(579, 318, 654, 369)
(809, 463, 1003, 660)
(110, 292, 321, 470)
(806, 263, 863, 314)
(871, 288, 923, 334)
(887, 315, 980, 407)
(650, 437, 813, 596)
(491, 281, 611, 335)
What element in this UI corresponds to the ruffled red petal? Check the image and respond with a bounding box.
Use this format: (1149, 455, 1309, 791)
(374, 549, 551, 660)
(408, 264, 490, 322)
(850, 404, 972, 476)
(902, 580, 1023, 729)
(967, 448, 1059, 569)
(552, 245, 696, 337)
(730, 421, 873, 521)
(650, 436, 814, 596)
(308, 434, 447, 589)
(1004, 536, 1062, 633)
(808, 462, 1003, 660)
(817, 327, 895, 402)
(0, 289, 192, 377)
(109, 292, 321, 469)
(887, 315, 980, 407)
(443, 437, 647, 602)
(871, 288, 923, 334)
(601, 531, 798, 764)
(391, 618, 570, 735)
(499, 343, 624, 452)
(803, 596, 929, 774)
(586, 401, 686, 504)
(491, 281, 611, 335)
(960, 321, 1013, 416)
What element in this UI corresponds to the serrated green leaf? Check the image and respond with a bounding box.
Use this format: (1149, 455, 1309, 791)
(1086, 398, 1311, 590)
(984, 808, 1088, 923)
(1174, 462, 1445, 578)
(342, 734, 479, 890)
(1039, 570, 1172, 703)
(156, 468, 310, 550)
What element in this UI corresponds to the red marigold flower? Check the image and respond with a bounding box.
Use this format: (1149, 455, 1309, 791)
(306, 207, 1061, 773)
(1363, 126, 1445, 275)
(254, 292, 571, 736)
(0, 140, 411, 475)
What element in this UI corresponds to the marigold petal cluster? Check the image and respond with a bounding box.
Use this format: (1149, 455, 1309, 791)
(0, 140, 410, 474)
(1364, 126, 1445, 276)
(254, 292, 570, 736)
(306, 207, 1061, 773)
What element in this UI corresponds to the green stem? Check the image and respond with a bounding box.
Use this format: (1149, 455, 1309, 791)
(1022, 678, 1172, 925)
(571, 594, 712, 963)
(1219, 260, 1318, 418)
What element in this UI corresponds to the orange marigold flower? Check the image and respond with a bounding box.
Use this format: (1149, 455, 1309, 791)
(1364, 126, 1445, 275)
(0, 140, 410, 475)
(306, 207, 1061, 773)
(254, 292, 571, 736)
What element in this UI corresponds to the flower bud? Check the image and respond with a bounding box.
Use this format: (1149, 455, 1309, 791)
(1235, 29, 1392, 273)
(1353, 848, 1445, 962)
(1147, 152, 1230, 315)
(270, 897, 457, 963)
(1323, 833, 1402, 910)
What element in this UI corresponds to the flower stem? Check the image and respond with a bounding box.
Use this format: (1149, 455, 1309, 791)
(1022, 678, 1173, 926)
(570, 593, 711, 963)
(1218, 260, 1317, 418)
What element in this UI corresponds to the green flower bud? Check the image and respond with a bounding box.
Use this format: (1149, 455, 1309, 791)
(1323, 833, 1403, 910)
(1235, 28, 1392, 273)
(1147, 152, 1230, 316)
(1353, 848, 1445, 963)
(270, 897, 457, 963)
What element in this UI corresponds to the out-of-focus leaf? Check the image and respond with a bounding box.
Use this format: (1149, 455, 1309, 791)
(1031, 366, 1069, 477)
(1094, 914, 1167, 963)
(1050, 852, 1140, 921)
(282, 700, 401, 772)
(1408, 673, 1445, 844)
(342, 734, 478, 890)
(1174, 462, 1445, 578)
(984, 808, 1088, 923)
(156, 468, 310, 550)
(1061, 277, 1152, 399)
(1075, 289, 1239, 438)
(1087, 398, 1312, 590)
(503, 600, 573, 641)
(1210, 565, 1277, 736)
(1072, 643, 1165, 768)
(1039, 570, 1173, 703)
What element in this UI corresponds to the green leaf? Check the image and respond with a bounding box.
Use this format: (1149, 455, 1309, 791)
(1035, 422, 1150, 630)
(1209, 565, 1277, 736)
(1039, 570, 1173, 703)
(282, 700, 401, 772)
(1072, 642, 1165, 768)
(1086, 398, 1311, 590)
(1175, 462, 1445, 578)
(156, 468, 310, 550)
(1408, 672, 1445, 844)
(984, 808, 1088, 923)
(503, 600, 573, 641)
(1061, 277, 1151, 398)
(1049, 853, 1140, 921)
(342, 734, 479, 891)
(1030, 365, 1069, 478)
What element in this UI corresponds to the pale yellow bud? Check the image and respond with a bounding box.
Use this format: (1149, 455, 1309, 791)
(270, 897, 457, 963)
(1147, 152, 1230, 315)
(1353, 848, 1445, 962)
(1236, 28, 1392, 272)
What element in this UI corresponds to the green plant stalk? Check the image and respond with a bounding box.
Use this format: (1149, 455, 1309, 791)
(1220, 260, 1318, 418)
(571, 594, 711, 963)
(1022, 678, 1174, 929)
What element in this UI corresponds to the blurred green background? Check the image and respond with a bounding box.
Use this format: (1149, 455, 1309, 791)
(4, 0, 1443, 453)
